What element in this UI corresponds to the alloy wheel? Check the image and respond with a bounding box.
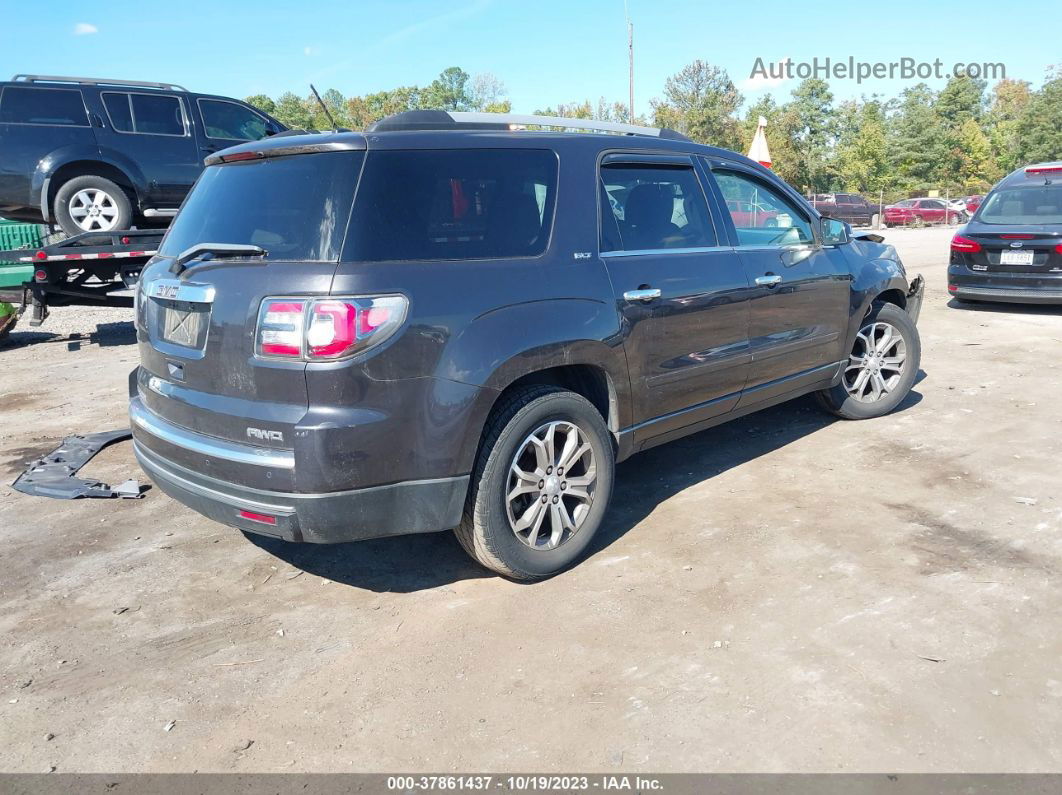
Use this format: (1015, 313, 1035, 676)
(505, 421, 597, 550)
(844, 321, 908, 403)
(68, 189, 120, 232)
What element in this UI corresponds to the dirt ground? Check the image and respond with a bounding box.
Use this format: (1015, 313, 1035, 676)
(1, 225, 1060, 773)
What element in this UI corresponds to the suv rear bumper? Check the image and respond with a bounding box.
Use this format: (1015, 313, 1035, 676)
(131, 398, 469, 543)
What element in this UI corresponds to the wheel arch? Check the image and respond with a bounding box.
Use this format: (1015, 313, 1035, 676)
(35, 151, 146, 222)
(844, 258, 911, 351)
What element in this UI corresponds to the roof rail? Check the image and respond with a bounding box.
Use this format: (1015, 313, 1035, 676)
(367, 110, 691, 141)
(11, 74, 189, 92)
(449, 112, 690, 140)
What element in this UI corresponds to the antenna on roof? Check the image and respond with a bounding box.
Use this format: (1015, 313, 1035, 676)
(309, 84, 337, 131)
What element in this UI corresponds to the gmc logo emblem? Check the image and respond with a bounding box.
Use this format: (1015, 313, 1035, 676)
(153, 284, 180, 299)
(247, 427, 284, 443)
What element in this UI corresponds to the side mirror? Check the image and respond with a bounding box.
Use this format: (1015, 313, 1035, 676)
(821, 217, 850, 246)
(263, 122, 281, 138)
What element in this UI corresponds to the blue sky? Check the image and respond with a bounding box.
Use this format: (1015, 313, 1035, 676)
(6, 0, 1058, 116)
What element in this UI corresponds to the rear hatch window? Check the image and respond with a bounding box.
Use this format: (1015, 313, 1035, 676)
(978, 186, 1062, 225)
(158, 151, 364, 261)
(346, 148, 558, 262)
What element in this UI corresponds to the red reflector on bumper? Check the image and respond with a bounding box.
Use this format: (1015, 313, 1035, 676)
(948, 284, 958, 292)
(238, 510, 277, 525)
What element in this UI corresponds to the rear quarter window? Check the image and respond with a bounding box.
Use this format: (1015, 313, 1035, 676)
(0, 86, 88, 126)
(346, 149, 558, 262)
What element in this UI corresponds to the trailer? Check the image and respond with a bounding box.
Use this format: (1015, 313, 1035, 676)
(0, 229, 162, 341)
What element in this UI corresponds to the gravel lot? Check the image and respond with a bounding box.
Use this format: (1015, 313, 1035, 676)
(1, 226, 1061, 773)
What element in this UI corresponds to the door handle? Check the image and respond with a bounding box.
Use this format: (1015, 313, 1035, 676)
(623, 288, 662, 303)
(755, 273, 782, 287)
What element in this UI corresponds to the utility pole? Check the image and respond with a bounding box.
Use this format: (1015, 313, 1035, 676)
(625, 0, 634, 123)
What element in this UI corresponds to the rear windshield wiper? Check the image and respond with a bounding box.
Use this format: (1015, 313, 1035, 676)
(170, 243, 268, 275)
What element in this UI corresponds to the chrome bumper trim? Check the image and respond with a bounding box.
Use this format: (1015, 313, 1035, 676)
(129, 398, 295, 470)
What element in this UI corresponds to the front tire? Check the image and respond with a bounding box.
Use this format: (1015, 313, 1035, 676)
(54, 175, 132, 236)
(816, 302, 921, 420)
(454, 385, 615, 580)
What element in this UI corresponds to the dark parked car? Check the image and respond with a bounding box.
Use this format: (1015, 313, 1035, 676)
(810, 193, 883, 227)
(0, 74, 284, 236)
(129, 110, 924, 580)
(949, 162, 1062, 304)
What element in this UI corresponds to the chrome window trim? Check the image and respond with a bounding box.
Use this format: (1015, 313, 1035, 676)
(101, 90, 190, 137)
(196, 97, 270, 141)
(130, 398, 294, 469)
(600, 245, 732, 258)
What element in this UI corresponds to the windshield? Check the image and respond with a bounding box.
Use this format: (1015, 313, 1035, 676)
(159, 151, 363, 261)
(977, 185, 1062, 225)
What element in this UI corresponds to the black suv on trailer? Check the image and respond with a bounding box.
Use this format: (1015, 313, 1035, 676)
(0, 74, 284, 236)
(949, 162, 1062, 304)
(130, 110, 924, 579)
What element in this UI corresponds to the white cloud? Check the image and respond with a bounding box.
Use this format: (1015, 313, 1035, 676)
(740, 57, 790, 91)
(73, 22, 98, 35)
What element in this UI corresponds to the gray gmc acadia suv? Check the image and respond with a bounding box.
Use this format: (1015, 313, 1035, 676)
(130, 110, 925, 580)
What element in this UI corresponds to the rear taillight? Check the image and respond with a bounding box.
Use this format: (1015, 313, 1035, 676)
(255, 295, 407, 361)
(951, 234, 981, 253)
(1055, 244, 1062, 255)
(258, 301, 305, 357)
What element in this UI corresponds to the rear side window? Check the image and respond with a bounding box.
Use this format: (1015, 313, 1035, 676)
(346, 149, 557, 262)
(158, 151, 363, 262)
(102, 92, 186, 135)
(0, 86, 88, 126)
(198, 99, 269, 141)
(600, 164, 716, 252)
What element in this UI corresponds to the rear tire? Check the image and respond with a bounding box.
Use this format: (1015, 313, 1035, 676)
(54, 175, 132, 237)
(816, 302, 920, 420)
(454, 385, 615, 580)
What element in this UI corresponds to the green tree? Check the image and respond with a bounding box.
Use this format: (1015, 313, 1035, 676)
(305, 88, 350, 130)
(836, 100, 889, 194)
(346, 86, 420, 129)
(956, 117, 997, 189)
(420, 67, 473, 111)
(650, 60, 743, 149)
(887, 83, 946, 191)
(785, 78, 836, 192)
(244, 94, 276, 115)
(985, 79, 1033, 173)
(1015, 68, 1062, 164)
(272, 92, 314, 129)
(936, 74, 986, 126)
